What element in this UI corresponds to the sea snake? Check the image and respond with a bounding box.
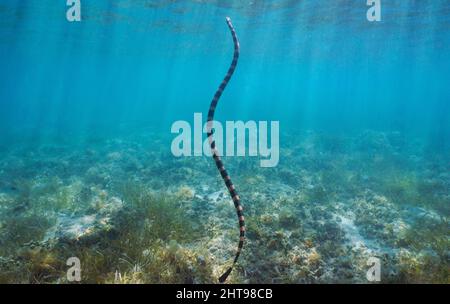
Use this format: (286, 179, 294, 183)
(206, 17, 245, 283)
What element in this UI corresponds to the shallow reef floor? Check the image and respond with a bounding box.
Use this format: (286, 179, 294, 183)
(0, 129, 448, 283)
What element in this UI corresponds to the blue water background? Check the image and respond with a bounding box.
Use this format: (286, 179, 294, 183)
(0, 1, 449, 150)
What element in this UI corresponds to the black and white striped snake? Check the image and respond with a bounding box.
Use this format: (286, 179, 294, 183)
(206, 17, 245, 283)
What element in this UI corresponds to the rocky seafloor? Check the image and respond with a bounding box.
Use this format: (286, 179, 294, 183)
(0, 129, 448, 283)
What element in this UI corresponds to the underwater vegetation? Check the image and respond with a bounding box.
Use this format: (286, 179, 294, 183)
(0, 184, 212, 284)
(0, 130, 448, 283)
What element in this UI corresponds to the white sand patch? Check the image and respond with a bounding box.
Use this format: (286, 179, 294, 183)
(336, 213, 397, 256)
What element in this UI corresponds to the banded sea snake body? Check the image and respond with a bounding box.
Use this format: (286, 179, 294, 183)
(206, 17, 245, 283)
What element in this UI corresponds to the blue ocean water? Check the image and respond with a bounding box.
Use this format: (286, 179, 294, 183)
(1, 1, 449, 144)
(0, 1, 448, 283)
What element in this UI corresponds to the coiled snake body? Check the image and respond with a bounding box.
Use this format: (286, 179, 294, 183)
(206, 17, 245, 283)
